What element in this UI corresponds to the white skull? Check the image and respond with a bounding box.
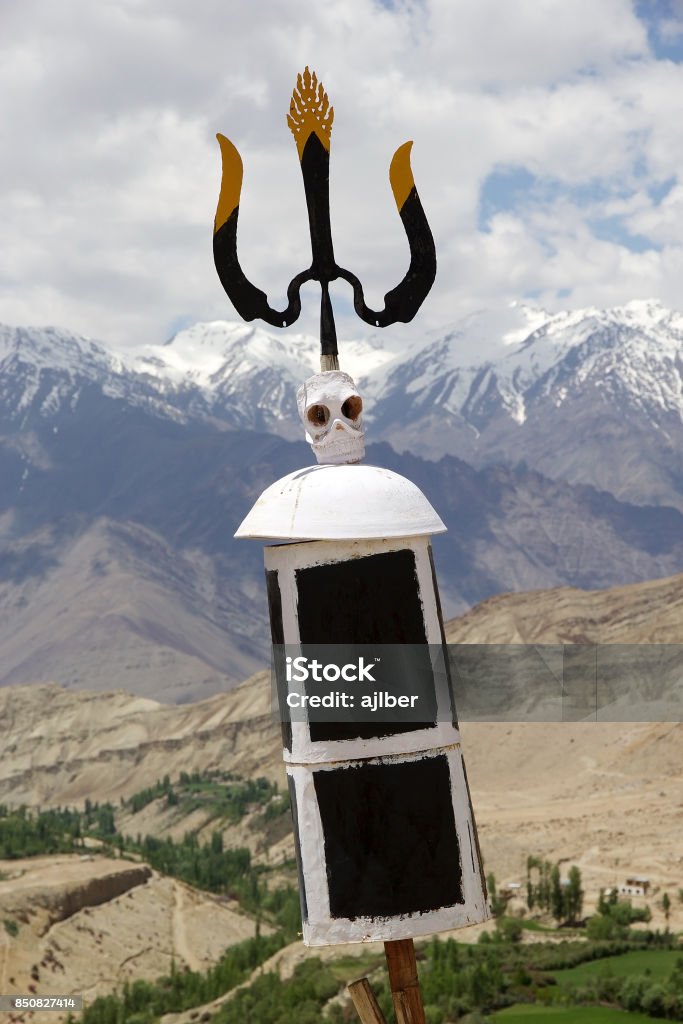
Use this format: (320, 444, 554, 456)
(296, 371, 365, 465)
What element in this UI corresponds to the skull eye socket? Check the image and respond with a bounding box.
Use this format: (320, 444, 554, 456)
(307, 404, 330, 427)
(341, 395, 363, 420)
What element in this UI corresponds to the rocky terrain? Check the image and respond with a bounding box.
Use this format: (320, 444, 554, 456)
(445, 571, 683, 721)
(446, 569, 683, 644)
(2, 678, 680, 910)
(0, 855, 263, 1012)
(1, 689, 681, 1017)
(1, 573, 681, 1010)
(5, 686, 679, 907)
(0, 672, 278, 808)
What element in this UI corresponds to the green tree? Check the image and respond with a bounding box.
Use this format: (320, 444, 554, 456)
(486, 873, 506, 917)
(494, 916, 523, 943)
(550, 863, 565, 922)
(586, 912, 620, 940)
(565, 865, 584, 922)
(587, 895, 645, 939)
(661, 891, 671, 923)
(95, 804, 116, 836)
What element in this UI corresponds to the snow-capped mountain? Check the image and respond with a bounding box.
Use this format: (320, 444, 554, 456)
(3, 298, 683, 508)
(131, 321, 394, 437)
(0, 323, 182, 426)
(373, 299, 683, 431)
(0, 320, 393, 438)
(5, 298, 683, 431)
(5, 304, 683, 700)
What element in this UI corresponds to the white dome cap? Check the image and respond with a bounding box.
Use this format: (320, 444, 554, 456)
(235, 464, 446, 540)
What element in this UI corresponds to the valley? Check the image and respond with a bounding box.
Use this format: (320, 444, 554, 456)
(1, 572, 681, 1019)
(1, 305, 682, 1021)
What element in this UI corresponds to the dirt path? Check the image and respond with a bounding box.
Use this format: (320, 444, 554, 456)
(159, 937, 385, 1024)
(172, 883, 204, 973)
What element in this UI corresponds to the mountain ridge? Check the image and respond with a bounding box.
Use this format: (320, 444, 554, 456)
(4, 298, 683, 507)
(4, 304, 683, 700)
(4, 428, 683, 700)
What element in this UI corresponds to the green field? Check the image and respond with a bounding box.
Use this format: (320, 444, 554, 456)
(493, 1004, 658, 1022)
(516, 918, 565, 933)
(552, 949, 683, 987)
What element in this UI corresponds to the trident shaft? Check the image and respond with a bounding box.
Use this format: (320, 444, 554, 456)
(213, 67, 436, 369)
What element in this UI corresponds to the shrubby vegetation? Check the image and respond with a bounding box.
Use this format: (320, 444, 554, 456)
(213, 957, 341, 1024)
(259, 792, 291, 820)
(87, 933, 678, 1024)
(587, 888, 652, 940)
(486, 872, 508, 918)
(375, 938, 682, 1023)
(127, 775, 177, 813)
(127, 770, 279, 821)
(68, 932, 289, 1024)
(128, 829, 301, 931)
(0, 803, 87, 857)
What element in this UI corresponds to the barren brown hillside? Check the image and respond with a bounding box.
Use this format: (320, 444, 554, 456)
(445, 569, 683, 643)
(1, 571, 682, 1016)
(0, 855, 265, 1013)
(0, 672, 279, 808)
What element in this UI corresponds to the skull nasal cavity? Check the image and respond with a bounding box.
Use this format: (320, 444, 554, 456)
(341, 396, 362, 420)
(307, 404, 330, 426)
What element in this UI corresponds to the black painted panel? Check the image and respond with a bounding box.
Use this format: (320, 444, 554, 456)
(313, 754, 463, 920)
(297, 549, 425, 643)
(296, 549, 436, 741)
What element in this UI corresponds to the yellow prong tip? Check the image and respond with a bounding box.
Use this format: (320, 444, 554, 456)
(389, 140, 416, 212)
(214, 133, 244, 234)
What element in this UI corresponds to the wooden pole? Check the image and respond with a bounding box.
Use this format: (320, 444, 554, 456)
(348, 977, 388, 1024)
(384, 938, 426, 1024)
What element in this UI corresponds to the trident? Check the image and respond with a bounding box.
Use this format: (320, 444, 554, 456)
(213, 67, 436, 370)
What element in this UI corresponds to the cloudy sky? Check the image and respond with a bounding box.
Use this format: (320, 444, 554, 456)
(2, 0, 683, 349)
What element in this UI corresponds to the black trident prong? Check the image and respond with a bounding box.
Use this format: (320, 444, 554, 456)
(213, 67, 436, 369)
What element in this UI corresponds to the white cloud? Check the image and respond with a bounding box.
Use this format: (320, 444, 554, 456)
(423, 0, 647, 86)
(0, 0, 682, 349)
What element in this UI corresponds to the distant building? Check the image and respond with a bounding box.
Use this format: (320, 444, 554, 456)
(619, 875, 650, 897)
(502, 882, 522, 894)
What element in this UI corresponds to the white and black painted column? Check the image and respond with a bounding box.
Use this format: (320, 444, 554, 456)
(236, 372, 489, 945)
